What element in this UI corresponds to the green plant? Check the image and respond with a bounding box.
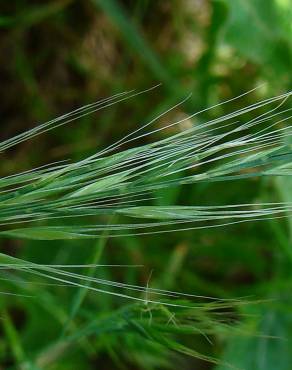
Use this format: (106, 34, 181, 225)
(1, 88, 291, 239)
(0, 87, 291, 368)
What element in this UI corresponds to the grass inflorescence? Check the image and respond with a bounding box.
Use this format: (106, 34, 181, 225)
(0, 88, 291, 239)
(0, 87, 291, 367)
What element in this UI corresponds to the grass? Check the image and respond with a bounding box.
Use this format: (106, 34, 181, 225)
(1, 1, 291, 369)
(0, 88, 291, 240)
(0, 87, 291, 368)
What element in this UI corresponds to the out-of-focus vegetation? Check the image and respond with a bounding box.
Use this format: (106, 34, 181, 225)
(0, 0, 291, 369)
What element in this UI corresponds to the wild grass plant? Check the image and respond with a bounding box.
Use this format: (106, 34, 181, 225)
(1, 88, 291, 239)
(0, 86, 291, 368)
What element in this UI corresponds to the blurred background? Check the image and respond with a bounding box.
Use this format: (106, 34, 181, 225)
(0, 0, 291, 369)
